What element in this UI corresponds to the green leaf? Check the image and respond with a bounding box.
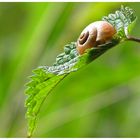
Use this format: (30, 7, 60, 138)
(102, 5, 137, 39)
(25, 40, 119, 137)
(25, 67, 66, 137)
(25, 5, 137, 137)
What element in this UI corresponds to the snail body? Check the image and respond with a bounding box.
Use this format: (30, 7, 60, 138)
(76, 21, 116, 55)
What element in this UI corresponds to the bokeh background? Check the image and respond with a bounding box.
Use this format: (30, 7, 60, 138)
(1, 2, 140, 138)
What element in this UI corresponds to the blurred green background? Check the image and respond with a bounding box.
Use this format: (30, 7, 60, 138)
(1, 2, 140, 138)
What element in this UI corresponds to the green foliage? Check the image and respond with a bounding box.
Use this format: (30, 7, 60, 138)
(25, 67, 66, 137)
(25, 41, 119, 137)
(25, 42, 79, 137)
(102, 5, 137, 39)
(25, 5, 137, 137)
(1, 3, 140, 138)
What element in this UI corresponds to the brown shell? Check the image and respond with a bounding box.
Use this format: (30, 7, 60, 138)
(76, 21, 116, 55)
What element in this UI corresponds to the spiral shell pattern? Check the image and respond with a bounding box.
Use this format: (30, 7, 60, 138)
(76, 21, 116, 55)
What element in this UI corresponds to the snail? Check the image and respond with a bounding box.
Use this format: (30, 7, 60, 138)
(76, 21, 116, 55)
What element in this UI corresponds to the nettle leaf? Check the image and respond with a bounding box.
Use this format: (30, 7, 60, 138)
(25, 6, 137, 137)
(102, 5, 137, 39)
(25, 40, 119, 137)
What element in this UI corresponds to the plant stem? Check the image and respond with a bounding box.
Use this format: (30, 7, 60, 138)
(126, 35, 140, 43)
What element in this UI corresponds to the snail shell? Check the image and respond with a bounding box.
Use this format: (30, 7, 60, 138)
(76, 21, 116, 55)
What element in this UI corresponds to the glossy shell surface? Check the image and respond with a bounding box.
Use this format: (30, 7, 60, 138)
(77, 21, 116, 55)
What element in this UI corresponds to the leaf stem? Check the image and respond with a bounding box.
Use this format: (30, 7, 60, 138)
(127, 35, 140, 43)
